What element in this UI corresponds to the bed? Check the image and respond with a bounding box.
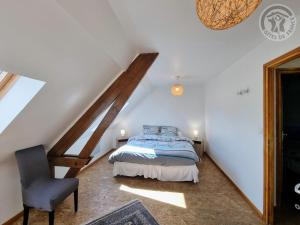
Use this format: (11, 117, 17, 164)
(108, 126, 200, 183)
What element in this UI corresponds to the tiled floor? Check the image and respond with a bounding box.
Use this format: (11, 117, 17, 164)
(13, 155, 263, 225)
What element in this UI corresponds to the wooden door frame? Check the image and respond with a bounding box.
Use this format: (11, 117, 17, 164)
(263, 47, 300, 225)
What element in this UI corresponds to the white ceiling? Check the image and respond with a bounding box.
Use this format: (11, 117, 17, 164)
(108, 0, 300, 86)
(54, 0, 300, 87)
(0, 0, 136, 160)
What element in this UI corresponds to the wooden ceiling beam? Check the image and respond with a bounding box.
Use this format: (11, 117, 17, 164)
(48, 156, 91, 168)
(48, 53, 158, 157)
(64, 53, 158, 178)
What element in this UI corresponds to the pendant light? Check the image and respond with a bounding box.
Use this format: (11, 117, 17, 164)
(171, 76, 184, 96)
(196, 0, 262, 30)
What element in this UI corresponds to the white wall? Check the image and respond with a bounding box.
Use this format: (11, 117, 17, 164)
(112, 85, 205, 143)
(204, 17, 300, 212)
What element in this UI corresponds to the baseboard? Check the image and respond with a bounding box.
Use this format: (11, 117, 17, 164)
(205, 153, 263, 220)
(2, 211, 23, 225)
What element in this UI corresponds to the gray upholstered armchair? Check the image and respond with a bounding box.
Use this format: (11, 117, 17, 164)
(15, 145, 79, 225)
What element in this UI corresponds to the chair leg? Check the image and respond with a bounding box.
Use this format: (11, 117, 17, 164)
(74, 189, 78, 212)
(23, 204, 29, 225)
(49, 210, 55, 225)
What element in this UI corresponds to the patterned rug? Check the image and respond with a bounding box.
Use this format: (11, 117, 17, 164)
(85, 200, 160, 225)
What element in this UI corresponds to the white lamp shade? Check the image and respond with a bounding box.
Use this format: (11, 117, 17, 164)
(171, 84, 184, 96)
(193, 130, 199, 136)
(120, 129, 126, 137)
(193, 130, 199, 140)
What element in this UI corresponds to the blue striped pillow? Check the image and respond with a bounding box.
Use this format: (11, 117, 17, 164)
(143, 125, 160, 135)
(160, 126, 178, 136)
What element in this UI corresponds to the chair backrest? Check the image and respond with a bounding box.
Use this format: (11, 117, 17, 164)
(15, 145, 50, 188)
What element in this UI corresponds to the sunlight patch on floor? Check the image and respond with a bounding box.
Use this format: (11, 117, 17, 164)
(119, 184, 186, 208)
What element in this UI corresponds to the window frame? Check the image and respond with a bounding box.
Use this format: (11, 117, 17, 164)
(0, 72, 19, 99)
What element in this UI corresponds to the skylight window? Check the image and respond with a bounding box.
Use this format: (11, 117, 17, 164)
(0, 70, 45, 134)
(0, 71, 19, 99)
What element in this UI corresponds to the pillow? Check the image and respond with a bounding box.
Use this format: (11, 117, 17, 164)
(160, 126, 178, 136)
(143, 125, 160, 135)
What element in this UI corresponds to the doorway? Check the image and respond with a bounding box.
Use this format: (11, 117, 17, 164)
(264, 47, 300, 225)
(274, 68, 300, 225)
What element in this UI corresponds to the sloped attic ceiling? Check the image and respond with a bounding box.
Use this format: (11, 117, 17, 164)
(109, 0, 300, 86)
(0, 0, 137, 162)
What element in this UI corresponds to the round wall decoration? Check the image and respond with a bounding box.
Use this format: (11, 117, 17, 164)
(196, 0, 262, 30)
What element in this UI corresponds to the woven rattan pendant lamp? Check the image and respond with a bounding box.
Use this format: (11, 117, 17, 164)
(196, 0, 262, 30)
